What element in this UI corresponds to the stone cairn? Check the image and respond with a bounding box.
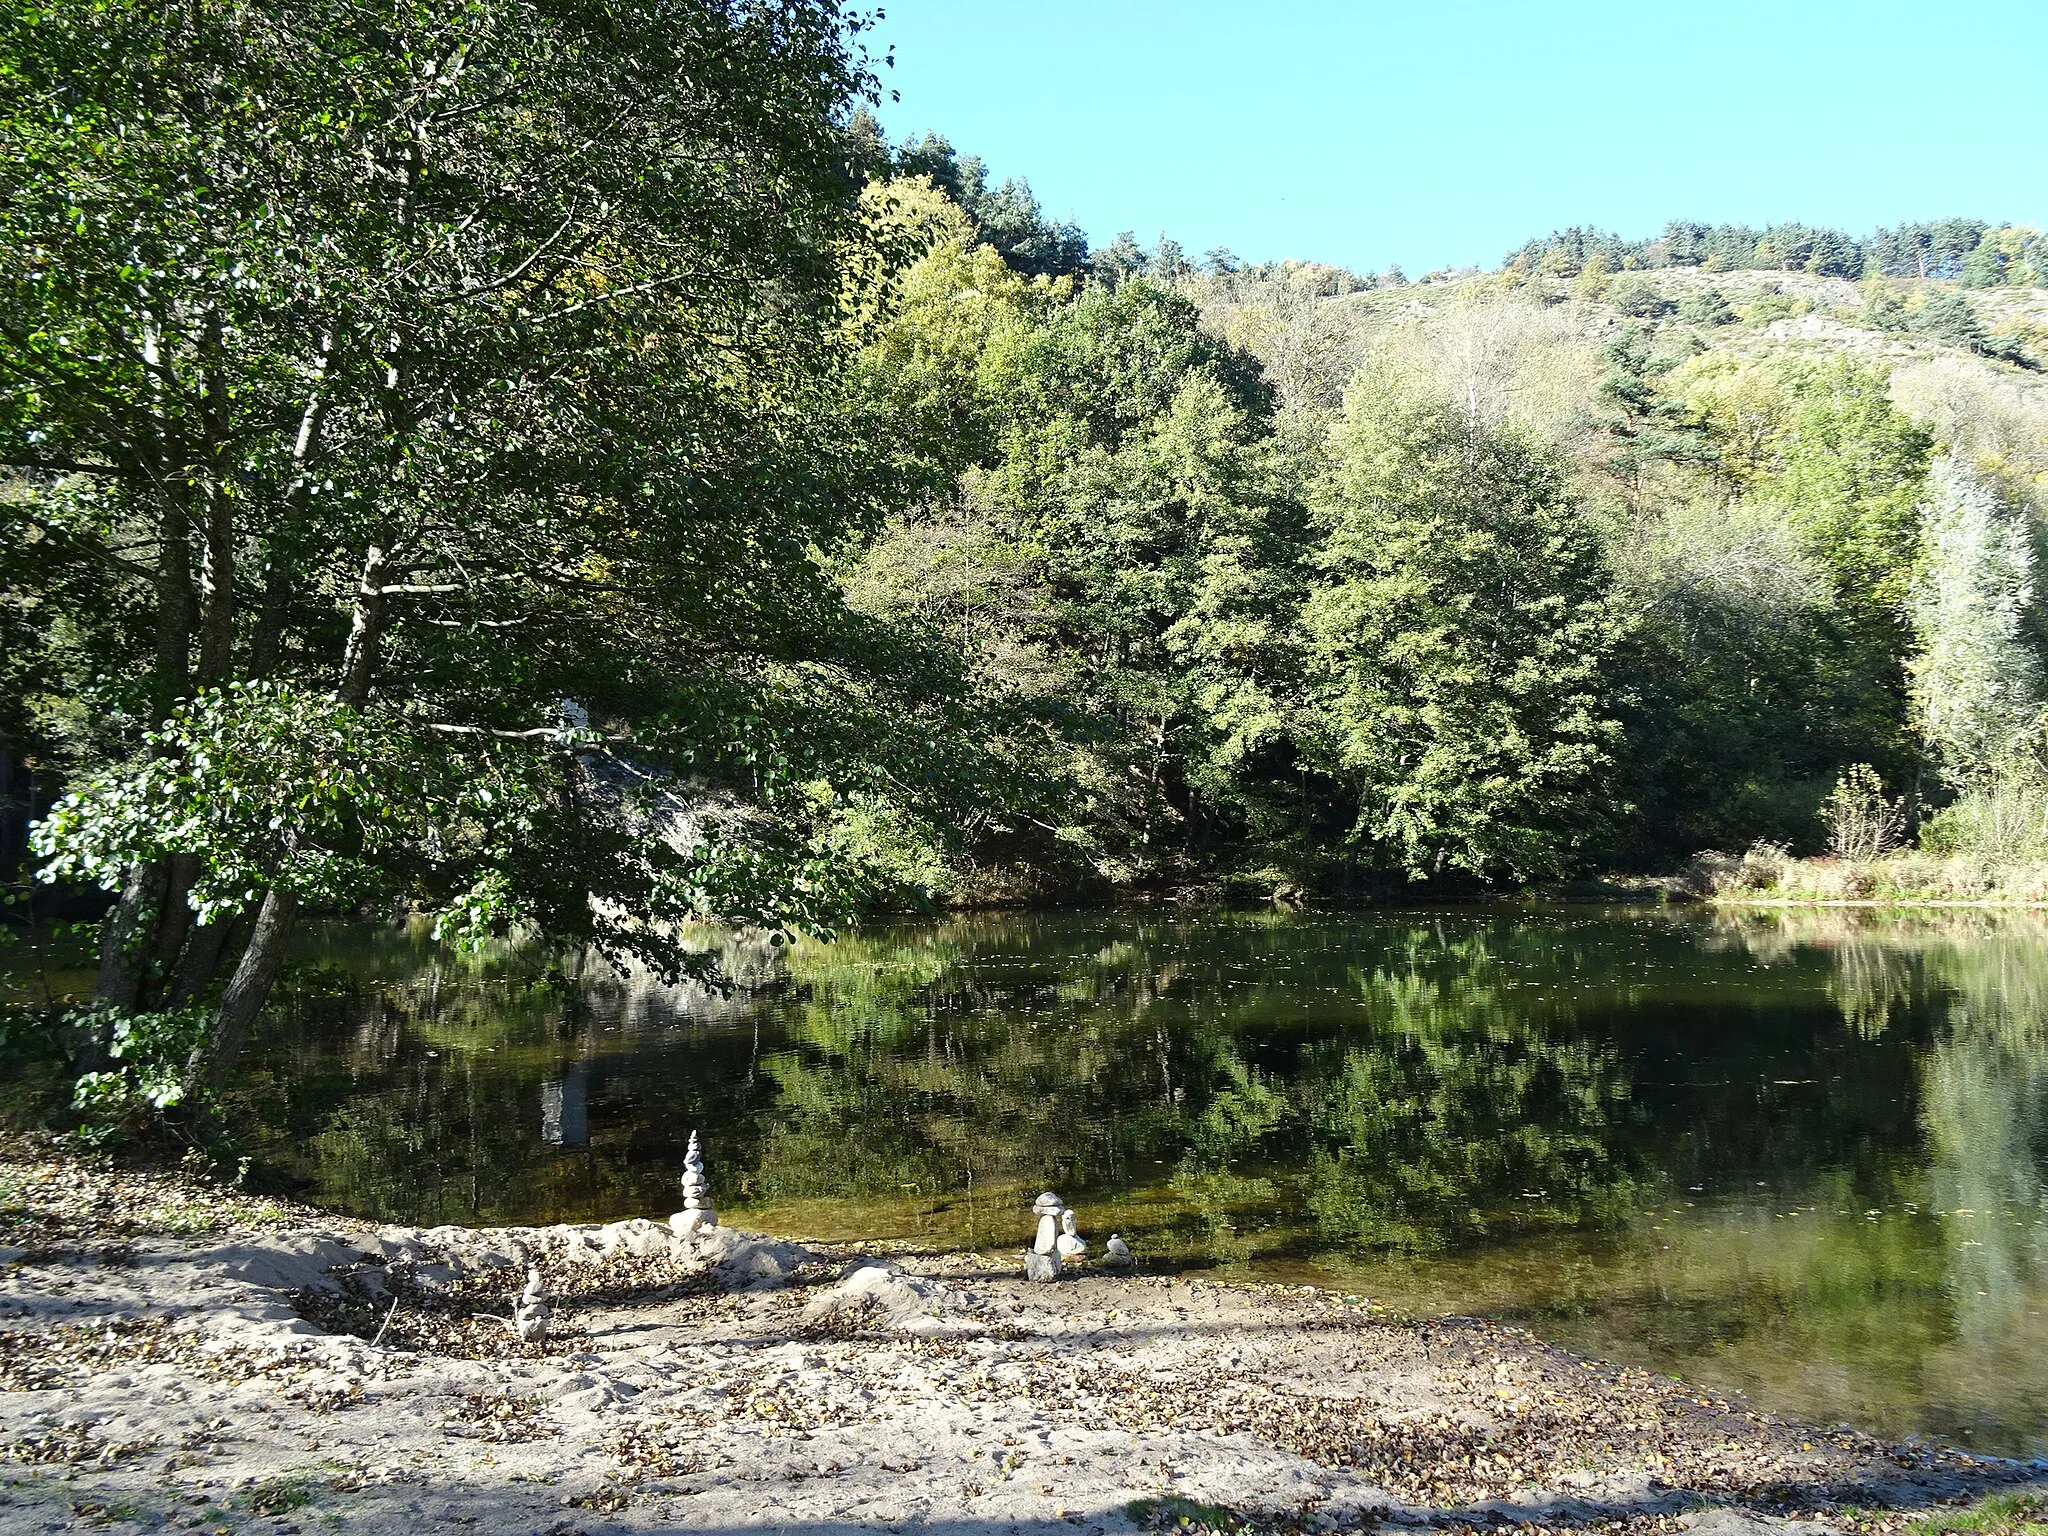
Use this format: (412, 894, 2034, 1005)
(1025, 1191, 1064, 1282)
(1023, 1195, 1127, 1281)
(1056, 1207, 1088, 1263)
(511, 1266, 551, 1343)
(673, 1130, 718, 1235)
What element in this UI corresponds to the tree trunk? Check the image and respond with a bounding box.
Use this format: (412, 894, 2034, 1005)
(153, 491, 196, 721)
(248, 550, 293, 678)
(184, 889, 299, 1100)
(172, 911, 240, 1007)
(338, 544, 390, 706)
(145, 852, 199, 1003)
(93, 860, 167, 1014)
(248, 345, 330, 681)
(194, 318, 235, 684)
(92, 313, 196, 1012)
(186, 542, 391, 1097)
(195, 496, 235, 684)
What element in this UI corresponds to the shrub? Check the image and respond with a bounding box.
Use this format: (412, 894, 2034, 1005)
(1919, 773, 2048, 863)
(1744, 286, 1802, 325)
(1821, 765, 1905, 862)
(1677, 287, 1736, 325)
(1695, 840, 1796, 894)
(68, 1005, 212, 1142)
(1612, 277, 1676, 318)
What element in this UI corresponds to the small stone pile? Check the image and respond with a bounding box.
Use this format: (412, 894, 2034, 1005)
(672, 1131, 717, 1236)
(511, 1266, 551, 1342)
(1023, 1194, 1130, 1281)
(1026, 1191, 1062, 1281)
(1057, 1208, 1087, 1262)
(1027, 1192, 1087, 1282)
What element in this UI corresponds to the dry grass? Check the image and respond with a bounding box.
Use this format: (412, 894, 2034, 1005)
(1687, 844, 2048, 905)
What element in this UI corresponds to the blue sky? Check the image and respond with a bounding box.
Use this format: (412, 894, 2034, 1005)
(865, 0, 2048, 275)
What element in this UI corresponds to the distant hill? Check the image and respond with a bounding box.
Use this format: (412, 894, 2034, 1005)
(1503, 218, 2046, 287)
(1182, 250, 2048, 501)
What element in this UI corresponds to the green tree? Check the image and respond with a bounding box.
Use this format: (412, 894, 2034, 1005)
(1650, 356, 1936, 821)
(1677, 287, 1737, 326)
(1871, 219, 1989, 280)
(893, 132, 987, 212)
(1301, 366, 1628, 882)
(5, 0, 955, 1096)
(1908, 457, 2046, 786)
(1611, 277, 1676, 319)
(1744, 362, 1932, 617)
(970, 177, 1089, 280)
(1605, 495, 1841, 859)
(849, 260, 1312, 890)
(1910, 291, 1991, 350)
(1591, 324, 1709, 510)
(1903, 289, 2026, 362)
(1092, 231, 1150, 289)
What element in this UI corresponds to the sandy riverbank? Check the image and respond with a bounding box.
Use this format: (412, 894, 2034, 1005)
(1, 1144, 2041, 1536)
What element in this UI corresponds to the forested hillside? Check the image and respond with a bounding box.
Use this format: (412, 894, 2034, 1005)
(824, 123, 2048, 901)
(5, 1, 2048, 1103)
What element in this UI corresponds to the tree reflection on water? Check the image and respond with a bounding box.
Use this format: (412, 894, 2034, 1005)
(236, 906, 2048, 1454)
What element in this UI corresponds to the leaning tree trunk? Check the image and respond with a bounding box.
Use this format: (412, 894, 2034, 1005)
(92, 860, 167, 1015)
(172, 911, 242, 1007)
(181, 543, 391, 1100)
(184, 889, 300, 1100)
(146, 852, 199, 1002)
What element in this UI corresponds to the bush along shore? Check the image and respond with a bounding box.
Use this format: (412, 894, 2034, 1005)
(2, 1136, 2043, 1536)
(1689, 846, 2048, 907)
(1662, 767, 2048, 907)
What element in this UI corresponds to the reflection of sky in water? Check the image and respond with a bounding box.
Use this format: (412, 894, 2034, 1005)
(240, 909, 2048, 1456)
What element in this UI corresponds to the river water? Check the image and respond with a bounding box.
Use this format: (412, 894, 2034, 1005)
(232, 907, 2048, 1456)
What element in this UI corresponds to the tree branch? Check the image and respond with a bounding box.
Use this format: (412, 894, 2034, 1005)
(6, 507, 157, 581)
(424, 722, 628, 744)
(0, 456, 124, 477)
